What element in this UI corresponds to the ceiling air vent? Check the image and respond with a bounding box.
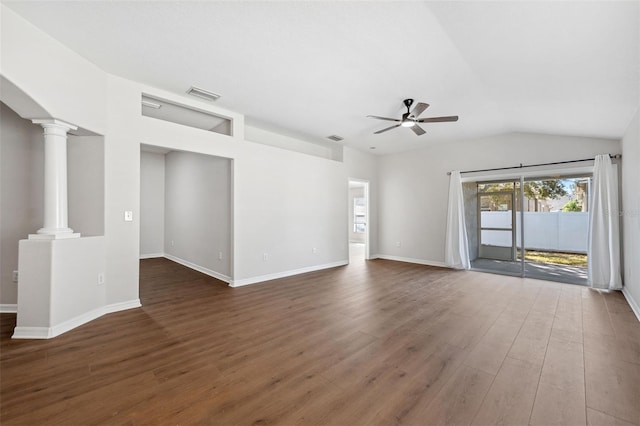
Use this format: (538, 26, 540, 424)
(327, 135, 344, 142)
(186, 86, 221, 102)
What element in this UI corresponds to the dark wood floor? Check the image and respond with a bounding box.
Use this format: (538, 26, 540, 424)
(1, 257, 639, 425)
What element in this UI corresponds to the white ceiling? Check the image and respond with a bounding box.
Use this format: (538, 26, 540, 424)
(4, 1, 638, 155)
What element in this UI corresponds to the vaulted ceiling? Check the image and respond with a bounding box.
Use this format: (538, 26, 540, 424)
(4, 1, 639, 155)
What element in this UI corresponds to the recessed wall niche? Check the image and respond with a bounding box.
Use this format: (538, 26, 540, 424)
(141, 94, 232, 136)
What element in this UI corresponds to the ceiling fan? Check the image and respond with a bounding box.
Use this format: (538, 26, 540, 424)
(367, 99, 459, 135)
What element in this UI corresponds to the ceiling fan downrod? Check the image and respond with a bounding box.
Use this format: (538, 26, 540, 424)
(403, 98, 414, 114)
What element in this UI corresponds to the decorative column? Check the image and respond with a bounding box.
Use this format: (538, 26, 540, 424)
(29, 119, 80, 239)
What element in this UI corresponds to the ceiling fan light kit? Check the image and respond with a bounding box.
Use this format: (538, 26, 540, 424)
(368, 98, 458, 135)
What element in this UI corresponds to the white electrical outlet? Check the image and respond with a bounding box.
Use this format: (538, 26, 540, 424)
(97, 273, 105, 285)
(218, 251, 223, 260)
(124, 211, 133, 222)
(171, 240, 174, 247)
(312, 247, 317, 254)
(263, 253, 268, 261)
(396, 241, 402, 247)
(12, 270, 18, 283)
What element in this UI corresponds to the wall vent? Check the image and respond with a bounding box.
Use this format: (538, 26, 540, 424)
(186, 86, 221, 102)
(141, 100, 161, 109)
(327, 135, 344, 142)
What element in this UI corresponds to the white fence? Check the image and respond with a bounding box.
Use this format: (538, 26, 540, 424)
(480, 211, 588, 253)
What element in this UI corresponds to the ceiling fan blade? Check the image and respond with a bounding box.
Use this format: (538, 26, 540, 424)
(411, 124, 426, 136)
(374, 124, 401, 134)
(410, 102, 429, 118)
(367, 115, 401, 122)
(417, 115, 459, 123)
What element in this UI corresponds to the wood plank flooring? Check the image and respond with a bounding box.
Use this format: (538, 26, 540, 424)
(1, 257, 639, 425)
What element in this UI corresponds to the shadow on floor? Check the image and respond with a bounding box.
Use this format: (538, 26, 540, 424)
(471, 258, 587, 285)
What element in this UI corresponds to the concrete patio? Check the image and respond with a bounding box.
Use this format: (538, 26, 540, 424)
(471, 258, 588, 285)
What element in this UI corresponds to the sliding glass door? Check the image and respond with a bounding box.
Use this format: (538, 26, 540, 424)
(471, 175, 589, 285)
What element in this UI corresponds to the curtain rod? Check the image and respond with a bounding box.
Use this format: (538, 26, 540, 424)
(446, 154, 621, 176)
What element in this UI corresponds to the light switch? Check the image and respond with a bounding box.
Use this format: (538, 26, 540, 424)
(124, 211, 133, 221)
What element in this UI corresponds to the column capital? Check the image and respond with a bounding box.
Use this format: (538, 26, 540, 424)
(31, 118, 78, 133)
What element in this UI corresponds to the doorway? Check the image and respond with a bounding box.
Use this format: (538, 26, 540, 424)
(348, 179, 369, 262)
(139, 145, 233, 285)
(470, 175, 590, 285)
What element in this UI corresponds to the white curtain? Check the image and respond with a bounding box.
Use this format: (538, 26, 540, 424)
(445, 171, 471, 270)
(588, 154, 622, 290)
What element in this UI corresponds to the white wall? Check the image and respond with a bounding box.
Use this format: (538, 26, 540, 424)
(233, 141, 347, 284)
(0, 103, 43, 306)
(378, 133, 621, 266)
(68, 136, 105, 236)
(139, 151, 165, 256)
(15, 236, 106, 338)
(164, 151, 231, 279)
(622, 108, 640, 318)
(245, 125, 339, 161)
(0, 6, 107, 134)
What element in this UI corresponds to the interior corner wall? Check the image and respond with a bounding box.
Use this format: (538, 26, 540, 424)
(349, 187, 365, 243)
(140, 151, 165, 257)
(0, 102, 43, 305)
(164, 151, 231, 279)
(68, 136, 105, 237)
(622, 107, 640, 316)
(378, 133, 621, 265)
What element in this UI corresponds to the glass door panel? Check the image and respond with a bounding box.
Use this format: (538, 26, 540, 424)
(478, 190, 516, 261)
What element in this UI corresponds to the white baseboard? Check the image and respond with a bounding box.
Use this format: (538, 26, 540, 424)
(104, 298, 142, 314)
(12, 298, 142, 340)
(0, 304, 17, 313)
(375, 254, 448, 268)
(51, 306, 106, 338)
(11, 327, 52, 339)
(164, 254, 231, 284)
(622, 287, 640, 322)
(139, 253, 164, 259)
(231, 260, 349, 287)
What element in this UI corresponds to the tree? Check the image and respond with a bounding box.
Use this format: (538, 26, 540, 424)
(478, 182, 515, 211)
(478, 180, 568, 212)
(562, 199, 582, 212)
(524, 180, 568, 211)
